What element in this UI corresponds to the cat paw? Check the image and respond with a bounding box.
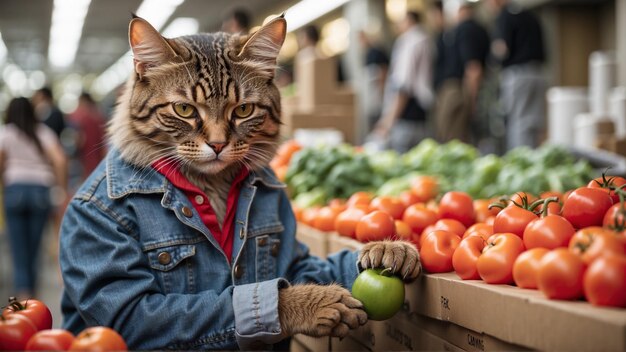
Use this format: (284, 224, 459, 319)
(358, 240, 421, 281)
(279, 284, 368, 338)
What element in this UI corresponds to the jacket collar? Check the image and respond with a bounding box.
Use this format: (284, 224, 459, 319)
(106, 148, 284, 199)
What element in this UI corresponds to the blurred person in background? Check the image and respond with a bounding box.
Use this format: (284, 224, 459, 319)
(221, 7, 250, 34)
(296, 24, 322, 62)
(488, 0, 546, 150)
(374, 11, 433, 153)
(359, 30, 389, 130)
(430, 0, 446, 99)
(31, 87, 66, 138)
(0, 97, 67, 299)
(67, 92, 107, 180)
(433, 2, 490, 143)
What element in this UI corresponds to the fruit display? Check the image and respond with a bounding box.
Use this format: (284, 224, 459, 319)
(290, 150, 626, 308)
(280, 139, 595, 208)
(0, 297, 127, 351)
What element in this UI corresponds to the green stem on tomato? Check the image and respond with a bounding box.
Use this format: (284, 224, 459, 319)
(539, 197, 559, 217)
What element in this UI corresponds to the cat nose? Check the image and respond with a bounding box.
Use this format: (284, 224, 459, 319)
(207, 142, 226, 154)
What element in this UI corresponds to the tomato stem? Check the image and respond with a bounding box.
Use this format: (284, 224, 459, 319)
(539, 197, 559, 217)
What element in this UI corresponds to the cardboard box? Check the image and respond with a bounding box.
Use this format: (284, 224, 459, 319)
(405, 272, 626, 351)
(331, 335, 372, 351)
(292, 334, 330, 352)
(410, 313, 528, 351)
(281, 105, 356, 144)
(295, 56, 338, 111)
(327, 233, 364, 254)
(371, 312, 466, 351)
(296, 223, 329, 258)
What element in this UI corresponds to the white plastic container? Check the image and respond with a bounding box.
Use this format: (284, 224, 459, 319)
(547, 87, 589, 146)
(574, 113, 600, 149)
(610, 87, 626, 137)
(589, 51, 617, 115)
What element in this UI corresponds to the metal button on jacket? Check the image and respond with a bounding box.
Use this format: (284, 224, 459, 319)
(181, 206, 193, 217)
(239, 228, 245, 239)
(157, 252, 171, 265)
(194, 195, 204, 205)
(234, 265, 244, 278)
(258, 237, 268, 246)
(270, 242, 280, 256)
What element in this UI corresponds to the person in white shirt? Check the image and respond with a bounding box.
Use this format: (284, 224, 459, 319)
(374, 11, 434, 152)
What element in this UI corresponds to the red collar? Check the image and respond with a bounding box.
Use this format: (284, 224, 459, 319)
(152, 158, 249, 262)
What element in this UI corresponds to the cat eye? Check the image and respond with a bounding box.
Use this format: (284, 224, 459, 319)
(173, 103, 196, 118)
(233, 103, 255, 119)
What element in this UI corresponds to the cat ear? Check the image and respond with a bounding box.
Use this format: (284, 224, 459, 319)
(238, 14, 286, 73)
(129, 16, 178, 78)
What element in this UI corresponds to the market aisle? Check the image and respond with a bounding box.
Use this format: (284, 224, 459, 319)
(0, 225, 64, 328)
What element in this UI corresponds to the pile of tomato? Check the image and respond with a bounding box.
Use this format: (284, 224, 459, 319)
(0, 297, 127, 351)
(296, 174, 626, 308)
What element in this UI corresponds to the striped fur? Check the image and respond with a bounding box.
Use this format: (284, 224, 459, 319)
(108, 16, 286, 224)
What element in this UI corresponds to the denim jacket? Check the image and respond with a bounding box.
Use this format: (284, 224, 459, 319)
(59, 149, 359, 350)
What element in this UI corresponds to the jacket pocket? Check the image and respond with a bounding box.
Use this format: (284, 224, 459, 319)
(145, 243, 197, 293)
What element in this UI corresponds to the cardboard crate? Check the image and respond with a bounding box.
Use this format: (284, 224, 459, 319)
(371, 312, 466, 351)
(281, 105, 356, 144)
(405, 272, 626, 351)
(296, 223, 329, 258)
(410, 313, 527, 351)
(295, 56, 338, 111)
(330, 335, 372, 351)
(327, 233, 365, 254)
(292, 335, 330, 352)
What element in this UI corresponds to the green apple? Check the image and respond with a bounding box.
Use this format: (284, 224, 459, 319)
(351, 268, 405, 321)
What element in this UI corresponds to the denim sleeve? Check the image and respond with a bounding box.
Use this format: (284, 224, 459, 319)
(60, 199, 286, 350)
(232, 279, 290, 349)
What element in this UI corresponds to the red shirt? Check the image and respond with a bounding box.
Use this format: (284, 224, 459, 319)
(152, 159, 249, 261)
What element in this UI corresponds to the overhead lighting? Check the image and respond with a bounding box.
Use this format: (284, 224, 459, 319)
(162, 17, 199, 37)
(284, 0, 351, 33)
(136, 0, 185, 30)
(92, 17, 197, 97)
(48, 0, 92, 68)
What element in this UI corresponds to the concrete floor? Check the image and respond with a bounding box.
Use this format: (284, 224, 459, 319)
(0, 224, 64, 329)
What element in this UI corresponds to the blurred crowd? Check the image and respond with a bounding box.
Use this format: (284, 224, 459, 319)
(1, 88, 107, 299)
(366, 0, 547, 153)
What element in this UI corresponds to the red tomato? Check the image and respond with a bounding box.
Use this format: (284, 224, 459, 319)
(474, 199, 500, 223)
(312, 206, 341, 232)
(0, 314, 38, 350)
(398, 191, 421, 208)
(347, 191, 373, 208)
(463, 223, 493, 240)
(492, 206, 537, 238)
(485, 216, 495, 226)
(452, 235, 486, 280)
(3, 298, 53, 331)
(69, 327, 127, 351)
(433, 219, 466, 237)
(26, 329, 75, 351)
(477, 233, 525, 284)
(355, 210, 395, 242)
(537, 248, 586, 300)
(562, 187, 613, 229)
(293, 205, 304, 223)
(300, 207, 320, 227)
(335, 205, 369, 238)
(523, 215, 575, 250)
(438, 191, 475, 227)
(512, 248, 550, 289)
(568, 227, 626, 264)
(402, 204, 438, 235)
(587, 175, 626, 204)
(603, 203, 626, 231)
(410, 176, 439, 202)
(394, 220, 414, 242)
(583, 253, 626, 307)
(328, 199, 347, 213)
(371, 196, 406, 220)
(419, 230, 461, 273)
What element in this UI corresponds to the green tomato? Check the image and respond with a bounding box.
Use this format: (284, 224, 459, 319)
(351, 268, 405, 321)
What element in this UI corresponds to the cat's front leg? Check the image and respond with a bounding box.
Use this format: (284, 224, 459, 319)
(358, 240, 422, 281)
(278, 284, 368, 338)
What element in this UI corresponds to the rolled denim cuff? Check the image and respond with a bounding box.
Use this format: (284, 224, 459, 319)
(233, 278, 290, 349)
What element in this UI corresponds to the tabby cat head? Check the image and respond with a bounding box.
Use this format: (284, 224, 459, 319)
(109, 15, 286, 176)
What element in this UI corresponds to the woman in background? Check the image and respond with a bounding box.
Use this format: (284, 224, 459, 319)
(0, 97, 67, 298)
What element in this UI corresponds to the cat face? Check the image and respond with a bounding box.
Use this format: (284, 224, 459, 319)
(109, 16, 286, 175)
